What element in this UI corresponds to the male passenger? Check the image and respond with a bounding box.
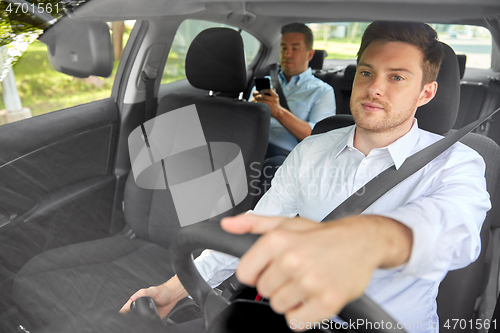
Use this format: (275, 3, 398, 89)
(252, 23, 336, 190)
(122, 22, 490, 333)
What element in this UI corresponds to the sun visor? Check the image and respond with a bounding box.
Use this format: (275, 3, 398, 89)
(38, 17, 113, 78)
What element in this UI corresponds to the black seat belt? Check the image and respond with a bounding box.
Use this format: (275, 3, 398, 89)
(269, 63, 291, 111)
(322, 107, 500, 222)
(142, 65, 158, 122)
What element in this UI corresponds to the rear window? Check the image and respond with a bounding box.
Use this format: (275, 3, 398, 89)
(307, 22, 492, 70)
(433, 24, 492, 69)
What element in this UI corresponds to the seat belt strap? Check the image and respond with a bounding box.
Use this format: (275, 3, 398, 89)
(269, 63, 291, 111)
(322, 106, 500, 222)
(142, 65, 158, 122)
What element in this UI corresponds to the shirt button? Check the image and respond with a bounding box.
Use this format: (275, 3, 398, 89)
(287, 87, 289, 90)
(362, 160, 367, 165)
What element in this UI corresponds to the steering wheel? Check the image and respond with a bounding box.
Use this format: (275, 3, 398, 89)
(171, 219, 408, 333)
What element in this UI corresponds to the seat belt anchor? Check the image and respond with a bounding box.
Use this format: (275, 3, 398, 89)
(142, 65, 158, 82)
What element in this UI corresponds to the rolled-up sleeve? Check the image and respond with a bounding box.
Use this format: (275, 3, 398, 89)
(194, 250, 239, 288)
(377, 149, 491, 280)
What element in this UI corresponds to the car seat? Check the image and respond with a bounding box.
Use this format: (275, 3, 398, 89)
(12, 27, 270, 329)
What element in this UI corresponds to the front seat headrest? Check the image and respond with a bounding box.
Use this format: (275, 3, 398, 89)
(415, 42, 460, 135)
(185, 28, 247, 93)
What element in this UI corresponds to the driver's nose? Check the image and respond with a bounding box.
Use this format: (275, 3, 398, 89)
(367, 76, 385, 97)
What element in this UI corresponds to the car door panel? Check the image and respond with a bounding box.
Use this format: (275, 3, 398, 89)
(0, 98, 121, 276)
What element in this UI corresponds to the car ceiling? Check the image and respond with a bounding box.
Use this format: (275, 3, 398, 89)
(73, 0, 500, 25)
(70, 0, 500, 56)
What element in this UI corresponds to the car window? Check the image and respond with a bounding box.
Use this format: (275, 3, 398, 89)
(433, 24, 492, 70)
(308, 22, 492, 70)
(161, 19, 261, 84)
(0, 20, 136, 126)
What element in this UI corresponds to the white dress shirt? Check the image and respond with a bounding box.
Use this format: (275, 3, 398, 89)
(194, 120, 490, 333)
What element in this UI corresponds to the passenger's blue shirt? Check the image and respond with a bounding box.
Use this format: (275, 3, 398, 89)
(269, 67, 336, 151)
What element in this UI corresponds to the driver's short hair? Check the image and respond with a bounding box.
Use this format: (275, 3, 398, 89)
(357, 21, 444, 85)
(281, 22, 314, 50)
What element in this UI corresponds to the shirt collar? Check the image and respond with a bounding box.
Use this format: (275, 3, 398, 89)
(386, 119, 420, 169)
(279, 67, 313, 85)
(332, 119, 420, 170)
(331, 125, 356, 159)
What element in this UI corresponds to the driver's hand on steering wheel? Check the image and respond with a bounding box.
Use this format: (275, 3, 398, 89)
(119, 276, 189, 319)
(221, 213, 412, 332)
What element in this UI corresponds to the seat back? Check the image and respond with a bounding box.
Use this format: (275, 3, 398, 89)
(437, 132, 500, 333)
(312, 43, 500, 332)
(454, 83, 486, 129)
(124, 28, 270, 248)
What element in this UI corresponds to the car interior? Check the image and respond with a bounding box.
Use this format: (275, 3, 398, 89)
(1, 0, 500, 332)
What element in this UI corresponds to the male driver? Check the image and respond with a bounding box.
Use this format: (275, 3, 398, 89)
(122, 22, 490, 333)
(252, 23, 335, 188)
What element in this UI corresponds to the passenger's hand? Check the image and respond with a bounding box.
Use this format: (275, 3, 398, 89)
(119, 276, 189, 318)
(221, 214, 410, 332)
(250, 90, 259, 102)
(252, 89, 284, 118)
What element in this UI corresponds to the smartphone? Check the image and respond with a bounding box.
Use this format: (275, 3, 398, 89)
(255, 77, 272, 95)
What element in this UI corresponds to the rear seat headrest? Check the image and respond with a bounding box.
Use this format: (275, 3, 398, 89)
(309, 49, 328, 70)
(457, 54, 466, 80)
(344, 64, 357, 81)
(415, 42, 460, 135)
(185, 28, 247, 93)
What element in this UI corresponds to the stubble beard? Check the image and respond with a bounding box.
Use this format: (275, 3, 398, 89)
(350, 96, 419, 134)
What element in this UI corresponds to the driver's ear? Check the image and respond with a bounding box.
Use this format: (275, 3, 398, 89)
(417, 81, 438, 108)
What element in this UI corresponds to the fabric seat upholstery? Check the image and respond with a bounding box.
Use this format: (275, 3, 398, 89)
(13, 27, 270, 329)
(308, 49, 327, 70)
(14, 237, 173, 326)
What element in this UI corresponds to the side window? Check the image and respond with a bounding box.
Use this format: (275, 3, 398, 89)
(0, 20, 136, 126)
(161, 19, 261, 85)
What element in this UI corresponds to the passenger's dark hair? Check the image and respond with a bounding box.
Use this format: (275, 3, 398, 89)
(281, 22, 314, 50)
(357, 21, 444, 85)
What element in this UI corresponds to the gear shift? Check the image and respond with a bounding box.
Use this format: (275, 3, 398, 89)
(130, 297, 161, 321)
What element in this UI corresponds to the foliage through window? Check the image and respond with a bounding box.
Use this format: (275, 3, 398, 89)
(162, 20, 261, 84)
(0, 20, 136, 125)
